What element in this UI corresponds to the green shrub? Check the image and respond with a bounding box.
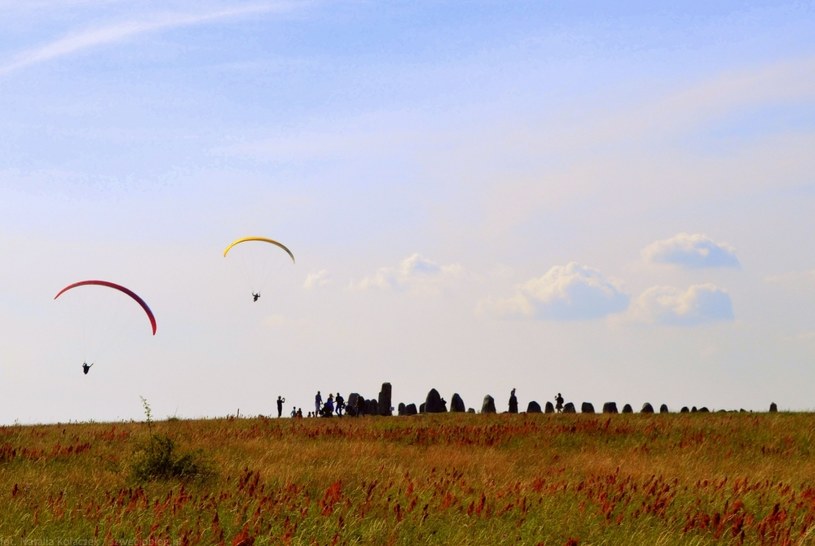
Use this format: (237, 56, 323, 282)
(130, 433, 212, 483)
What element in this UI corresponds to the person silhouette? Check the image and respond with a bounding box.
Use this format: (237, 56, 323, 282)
(508, 388, 518, 414)
(323, 394, 334, 416)
(82, 362, 93, 375)
(276, 395, 285, 418)
(315, 390, 322, 416)
(335, 392, 345, 416)
(555, 392, 564, 413)
(252, 292, 261, 302)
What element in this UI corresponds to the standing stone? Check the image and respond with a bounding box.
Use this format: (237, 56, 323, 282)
(680, 406, 689, 413)
(527, 401, 542, 413)
(347, 393, 361, 417)
(691, 406, 698, 413)
(450, 393, 466, 413)
(563, 402, 576, 413)
(622, 404, 633, 414)
(544, 401, 555, 413)
(467, 408, 476, 413)
(481, 395, 496, 414)
(581, 402, 595, 414)
(641, 402, 654, 414)
(659, 404, 669, 414)
(378, 382, 393, 416)
(769, 402, 778, 412)
(419, 402, 426, 413)
(397, 402, 406, 416)
(425, 389, 447, 413)
(603, 402, 618, 414)
(403, 403, 417, 416)
(698, 407, 709, 413)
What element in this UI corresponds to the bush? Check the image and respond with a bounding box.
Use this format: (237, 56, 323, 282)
(131, 433, 212, 483)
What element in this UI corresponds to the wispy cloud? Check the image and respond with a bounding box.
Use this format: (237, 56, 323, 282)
(788, 331, 815, 343)
(630, 284, 734, 326)
(764, 269, 815, 286)
(479, 262, 629, 321)
(642, 233, 739, 269)
(432, 57, 815, 239)
(0, 1, 305, 78)
(596, 57, 815, 144)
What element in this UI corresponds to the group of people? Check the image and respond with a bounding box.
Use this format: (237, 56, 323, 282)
(275, 391, 347, 418)
(313, 390, 346, 417)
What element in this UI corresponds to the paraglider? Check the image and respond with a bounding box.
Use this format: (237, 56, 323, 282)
(54, 280, 157, 335)
(82, 362, 93, 375)
(223, 237, 295, 263)
(223, 237, 295, 302)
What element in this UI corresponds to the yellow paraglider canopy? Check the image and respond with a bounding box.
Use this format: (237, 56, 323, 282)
(223, 237, 295, 263)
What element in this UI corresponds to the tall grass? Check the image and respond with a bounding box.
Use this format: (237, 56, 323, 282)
(2, 413, 814, 544)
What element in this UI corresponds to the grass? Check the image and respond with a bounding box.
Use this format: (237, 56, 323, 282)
(2, 412, 815, 545)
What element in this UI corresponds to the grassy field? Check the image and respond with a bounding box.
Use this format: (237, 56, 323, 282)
(2, 412, 815, 545)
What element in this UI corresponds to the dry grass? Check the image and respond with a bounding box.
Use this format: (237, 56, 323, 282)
(2, 412, 815, 545)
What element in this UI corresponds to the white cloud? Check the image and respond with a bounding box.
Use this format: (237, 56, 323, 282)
(631, 284, 734, 326)
(642, 233, 739, 269)
(354, 253, 462, 292)
(303, 269, 332, 289)
(479, 262, 628, 321)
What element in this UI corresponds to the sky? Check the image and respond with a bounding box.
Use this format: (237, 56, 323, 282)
(1, 1, 814, 424)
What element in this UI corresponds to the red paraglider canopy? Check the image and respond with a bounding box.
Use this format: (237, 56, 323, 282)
(54, 280, 157, 335)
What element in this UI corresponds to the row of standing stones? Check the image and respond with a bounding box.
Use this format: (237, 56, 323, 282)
(342, 383, 780, 417)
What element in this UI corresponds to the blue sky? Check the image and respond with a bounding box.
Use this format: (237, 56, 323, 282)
(1, 1, 814, 423)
